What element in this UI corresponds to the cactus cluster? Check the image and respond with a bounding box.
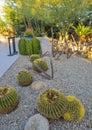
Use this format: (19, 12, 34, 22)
(36, 89, 67, 119)
(17, 70, 33, 86)
(36, 89, 85, 121)
(30, 54, 40, 62)
(0, 85, 19, 114)
(63, 96, 85, 121)
(18, 37, 41, 55)
(32, 58, 48, 73)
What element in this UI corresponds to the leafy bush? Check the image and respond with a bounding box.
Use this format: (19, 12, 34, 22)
(24, 28, 34, 37)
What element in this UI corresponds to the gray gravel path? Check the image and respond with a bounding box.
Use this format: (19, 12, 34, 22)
(0, 54, 92, 130)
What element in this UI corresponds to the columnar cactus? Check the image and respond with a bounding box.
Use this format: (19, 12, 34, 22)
(63, 96, 85, 121)
(32, 58, 48, 73)
(0, 85, 19, 114)
(36, 89, 67, 119)
(30, 54, 40, 62)
(17, 70, 33, 86)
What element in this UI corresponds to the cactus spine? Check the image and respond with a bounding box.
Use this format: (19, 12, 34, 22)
(0, 85, 19, 114)
(63, 96, 85, 121)
(17, 70, 33, 86)
(32, 58, 48, 73)
(36, 89, 67, 119)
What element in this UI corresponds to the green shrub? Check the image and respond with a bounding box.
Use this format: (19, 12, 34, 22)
(17, 69, 33, 86)
(24, 28, 34, 37)
(63, 96, 85, 121)
(36, 89, 67, 119)
(30, 54, 40, 62)
(32, 58, 48, 73)
(0, 85, 19, 114)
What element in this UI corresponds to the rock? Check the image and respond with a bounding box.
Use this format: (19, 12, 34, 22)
(30, 81, 47, 90)
(24, 114, 49, 130)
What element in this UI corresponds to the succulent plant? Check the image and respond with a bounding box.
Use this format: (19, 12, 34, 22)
(0, 85, 19, 114)
(32, 58, 48, 73)
(36, 89, 67, 119)
(17, 70, 33, 86)
(30, 54, 40, 62)
(63, 96, 85, 121)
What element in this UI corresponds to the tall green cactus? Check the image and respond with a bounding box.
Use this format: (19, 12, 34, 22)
(63, 96, 85, 121)
(17, 70, 33, 86)
(36, 89, 67, 119)
(0, 85, 19, 114)
(18, 37, 28, 55)
(32, 38, 41, 54)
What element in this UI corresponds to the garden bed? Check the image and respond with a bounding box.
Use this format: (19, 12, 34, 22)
(0, 55, 92, 130)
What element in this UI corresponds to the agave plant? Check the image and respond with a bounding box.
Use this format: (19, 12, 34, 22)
(36, 88, 67, 119)
(73, 24, 91, 43)
(0, 85, 19, 114)
(17, 70, 33, 86)
(63, 96, 85, 121)
(32, 58, 48, 73)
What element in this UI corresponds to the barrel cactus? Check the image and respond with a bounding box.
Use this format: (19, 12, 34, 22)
(17, 70, 33, 86)
(63, 96, 85, 121)
(0, 85, 19, 114)
(32, 58, 48, 73)
(30, 54, 40, 62)
(36, 88, 67, 119)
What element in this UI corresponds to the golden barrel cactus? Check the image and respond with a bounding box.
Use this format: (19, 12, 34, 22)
(63, 96, 85, 121)
(0, 85, 19, 114)
(17, 70, 33, 86)
(30, 54, 40, 62)
(32, 58, 48, 73)
(36, 89, 67, 119)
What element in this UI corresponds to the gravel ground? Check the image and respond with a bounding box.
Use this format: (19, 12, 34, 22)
(0, 54, 92, 130)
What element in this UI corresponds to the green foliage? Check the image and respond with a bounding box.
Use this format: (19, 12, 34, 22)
(63, 96, 85, 121)
(24, 28, 34, 37)
(32, 38, 41, 54)
(0, 85, 19, 114)
(32, 58, 48, 73)
(73, 24, 91, 37)
(18, 37, 28, 55)
(17, 70, 33, 86)
(36, 88, 67, 119)
(30, 54, 40, 62)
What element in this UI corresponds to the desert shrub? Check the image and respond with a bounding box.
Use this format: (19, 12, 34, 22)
(24, 28, 34, 37)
